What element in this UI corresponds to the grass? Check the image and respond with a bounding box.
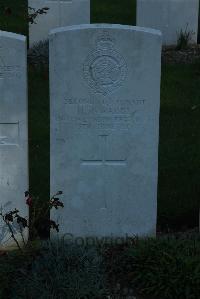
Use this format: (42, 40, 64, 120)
(1, 236, 200, 298)
(159, 63, 200, 230)
(104, 235, 200, 299)
(91, 0, 136, 25)
(0, 0, 200, 230)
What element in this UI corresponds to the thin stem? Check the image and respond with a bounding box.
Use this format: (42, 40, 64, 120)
(19, 223, 26, 247)
(6, 221, 23, 252)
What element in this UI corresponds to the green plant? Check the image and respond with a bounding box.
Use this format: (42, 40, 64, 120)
(176, 24, 195, 50)
(1, 236, 200, 298)
(11, 240, 108, 299)
(0, 208, 28, 252)
(104, 236, 200, 299)
(0, 249, 34, 299)
(0, 191, 64, 251)
(28, 40, 49, 67)
(28, 6, 49, 24)
(0, 1, 49, 35)
(29, 190, 64, 240)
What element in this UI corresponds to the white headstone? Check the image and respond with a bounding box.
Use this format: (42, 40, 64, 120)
(0, 31, 28, 249)
(29, 0, 90, 46)
(137, 0, 199, 45)
(50, 24, 161, 238)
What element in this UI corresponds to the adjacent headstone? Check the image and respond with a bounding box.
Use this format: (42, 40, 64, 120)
(29, 0, 90, 46)
(0, 31, 28, 249)
(50, 24, 161, 238)
(137, 0, 199, 45)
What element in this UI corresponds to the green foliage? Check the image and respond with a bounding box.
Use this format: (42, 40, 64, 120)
(28, 7, 49, 25)
(28, 40, 49, 67)
(91, 0, 136, 25)
(176, 24, 195, 50)
(0, 0, 27, 35)
(1, 237, 200, 298)
(11, 240, 108, 299)
(0, 0, 137, 37)
(159, 63, 200, 230)
(104, 236, 200, 299)
(0, 251, 33, 299)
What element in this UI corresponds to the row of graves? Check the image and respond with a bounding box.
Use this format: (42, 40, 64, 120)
(0, 0, 199, 249)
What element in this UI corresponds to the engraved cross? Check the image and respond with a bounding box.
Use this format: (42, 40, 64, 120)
(81, 135, 127, 167)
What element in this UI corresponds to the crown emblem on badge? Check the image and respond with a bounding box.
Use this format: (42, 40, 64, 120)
(96, 30, 115, 50)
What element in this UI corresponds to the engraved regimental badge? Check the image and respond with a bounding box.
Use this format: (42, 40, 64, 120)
(83, 31, 127, 96)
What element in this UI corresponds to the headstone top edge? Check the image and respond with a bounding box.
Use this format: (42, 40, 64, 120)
(49, 24, 162, 37)
(30, 0, 88, 1)
(142, 0, 198, 1)
(0, 30, 26, 42)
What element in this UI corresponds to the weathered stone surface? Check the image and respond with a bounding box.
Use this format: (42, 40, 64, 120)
(0, 31, 28, 249)
(29, 0, 90, 46)
(50, 24, 161, 238)
(137, 0, 199, 45)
